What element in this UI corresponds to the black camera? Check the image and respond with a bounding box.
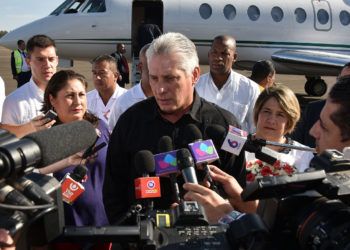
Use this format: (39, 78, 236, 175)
(238, 149, 350, 250)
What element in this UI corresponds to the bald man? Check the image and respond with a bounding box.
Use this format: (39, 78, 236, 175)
(195, 35, 260, 133)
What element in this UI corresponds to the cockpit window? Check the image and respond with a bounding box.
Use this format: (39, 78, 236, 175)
(64, 0, 86, 14)
(82, 0, 106, 13)
(50, 0, 74, 15)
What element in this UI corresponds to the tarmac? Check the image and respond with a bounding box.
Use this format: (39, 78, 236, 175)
(0, 45, 335, 106)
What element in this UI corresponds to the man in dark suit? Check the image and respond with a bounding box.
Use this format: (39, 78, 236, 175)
(111, 43, 129, 88)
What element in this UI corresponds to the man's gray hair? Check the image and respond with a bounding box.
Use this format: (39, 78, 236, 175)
(146, 32, 199, 76)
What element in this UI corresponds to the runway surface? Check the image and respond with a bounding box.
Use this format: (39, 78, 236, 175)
(0, 45, 335, 106)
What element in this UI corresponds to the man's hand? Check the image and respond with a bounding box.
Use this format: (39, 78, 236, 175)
(208, 165, 258, 213)
(0, 229, 15, 250)
(183, 182, 233, 224)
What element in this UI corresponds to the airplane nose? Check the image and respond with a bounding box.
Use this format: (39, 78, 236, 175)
(0, 32, 17, 50)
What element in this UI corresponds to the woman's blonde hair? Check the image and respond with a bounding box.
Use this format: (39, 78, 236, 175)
(253, 85, 300, 134)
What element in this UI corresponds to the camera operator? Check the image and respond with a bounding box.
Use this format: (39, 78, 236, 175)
(184, 77, 350, 224)
(309, 75, 350, 154)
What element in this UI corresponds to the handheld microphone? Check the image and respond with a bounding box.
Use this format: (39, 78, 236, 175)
(176, 148, 198, 184)
(183, 124, 218, 190)
(7, 176, 54, 205)
(134, 150, 161, 199)
(157, 136, 181, 203)
(61, 165, 87, 204)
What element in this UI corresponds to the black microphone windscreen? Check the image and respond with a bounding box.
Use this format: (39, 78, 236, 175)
(134, 150, 155, 175)
(205, 124, 226, 146)
(184, 124, 202, 142)
(157, 136, 173, 153)
(176, 148, 194, 171)
(72, 165, 88, 181)
(24, 120, 97, 167)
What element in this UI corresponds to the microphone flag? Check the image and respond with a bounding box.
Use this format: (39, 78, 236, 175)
(221, 126, 248, 156)
(61, 174, 85, 204)
(154, 150, 179, 176)
(188, 139, 219, 164)
(134, 176, 161, 199)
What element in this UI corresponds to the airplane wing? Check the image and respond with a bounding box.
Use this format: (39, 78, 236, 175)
(271, 49, 350, 69)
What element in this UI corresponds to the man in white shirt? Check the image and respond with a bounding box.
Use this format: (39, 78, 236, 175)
(195, 35, 260, 133)
(108, 44, 153, 131)
(0, 76, 5, 119)
(87, 55, 127, 125)
(2, 35, 59, 125)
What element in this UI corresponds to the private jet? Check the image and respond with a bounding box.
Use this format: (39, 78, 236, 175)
(1, 0, 350, 96)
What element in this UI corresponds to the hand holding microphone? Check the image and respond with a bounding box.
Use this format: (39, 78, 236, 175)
(61, 165, 88, 204)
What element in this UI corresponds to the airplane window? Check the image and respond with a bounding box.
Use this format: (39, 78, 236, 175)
(50, 0, 73, 15)
(295, 8, 307, 23)
(82, 0, 106, 13)
(271, 6, 284, 22)
(223, 4, 236, 20)
(199, 3, 212, 20)
(317, 9, 329, 25)
(340, 10, 350, 25)
(247, 5, 260, 21)
(64, 0, 85, 14)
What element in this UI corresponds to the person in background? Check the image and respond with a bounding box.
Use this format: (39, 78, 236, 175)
(110, 43, 129, 88)
(291, 62, 350, 148)
(39, 70, 110, 250)
(2, 35, 58, 125)
(87, 55, 127, 125)
(250, 60, 276, 91)
(0, 76, 54, 138)
(11, 40, 31, 88)
(108, 43, 153, 131)
(195, 35, 260, 133)
(103, 32, 245, 225)
(245, 85, 314, 182)
(0, 76, 5, 119)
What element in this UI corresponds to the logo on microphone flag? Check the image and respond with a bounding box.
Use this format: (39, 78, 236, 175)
(221, 126, 247, 156)
(61, 174, 85, 204)
(188, 139, 219, 164)
(135, 177, 161, 199)
(154, 150, 179, 176)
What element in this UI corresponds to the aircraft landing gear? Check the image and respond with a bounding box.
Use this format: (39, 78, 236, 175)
(304, 76, 327, 97)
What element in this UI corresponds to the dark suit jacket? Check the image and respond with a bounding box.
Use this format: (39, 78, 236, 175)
(291, 99, 325, 148)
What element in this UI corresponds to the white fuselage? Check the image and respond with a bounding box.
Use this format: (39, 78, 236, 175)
(1, 0, 350, 76)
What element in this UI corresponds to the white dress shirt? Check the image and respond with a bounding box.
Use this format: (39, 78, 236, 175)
(1, 78, 44, 124)
(108, 82, 147, 131)
(0, 77, 5, 119)
(195, 70, 260, 133)
(87, 86, 127, 125)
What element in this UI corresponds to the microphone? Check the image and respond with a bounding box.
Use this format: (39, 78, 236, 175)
(134, 150, 161, 200)
(182, 124, 218, 190)
(154, 142, 179, 177)
(0, 120, 97, 179)
(61, 165, 87, 204)
(0, 184, 34, 207)
(176, 148, 198, 184)
(7, 176, 54, 205)
(157, 136, 181, 203)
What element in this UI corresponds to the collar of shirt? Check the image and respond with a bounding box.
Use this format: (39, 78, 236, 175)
(147, 91, 202, 124)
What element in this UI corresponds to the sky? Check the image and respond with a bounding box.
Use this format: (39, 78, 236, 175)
(0, 0, 64, 31)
